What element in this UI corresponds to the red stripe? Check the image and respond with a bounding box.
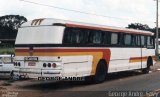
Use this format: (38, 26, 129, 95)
(130, 57, 148, 60)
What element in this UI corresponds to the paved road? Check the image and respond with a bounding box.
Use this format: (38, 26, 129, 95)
(1, 71, 160, 97)
(70, 72, 160, 91)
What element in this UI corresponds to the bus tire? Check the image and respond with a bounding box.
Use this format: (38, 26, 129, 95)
(142, 57, 153, 74)
(94, 60, 108, 84)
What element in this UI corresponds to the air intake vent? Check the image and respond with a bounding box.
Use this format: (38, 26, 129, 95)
(52, 23, 65, 26)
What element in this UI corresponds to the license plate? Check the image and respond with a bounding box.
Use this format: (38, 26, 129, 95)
(28, 62, 36, 66)
(24, 57, 38, 61)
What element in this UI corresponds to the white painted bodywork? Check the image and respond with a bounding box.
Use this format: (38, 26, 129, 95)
(0, 55, 14, 78)
(108, 48, 155, 73)
(14, 55, 93, 78)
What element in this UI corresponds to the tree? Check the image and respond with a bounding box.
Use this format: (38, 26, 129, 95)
(0, 15, 27, 30)
(0, 15, 27, 48)
(0, 15, 27, 39)
(126, 23, 158, 37)
(127, 23, 151, 31)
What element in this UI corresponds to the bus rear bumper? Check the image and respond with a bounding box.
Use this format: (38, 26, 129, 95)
(13, 68, 62, 80)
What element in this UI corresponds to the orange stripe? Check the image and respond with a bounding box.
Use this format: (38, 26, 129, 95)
(129, 56, 156, 63)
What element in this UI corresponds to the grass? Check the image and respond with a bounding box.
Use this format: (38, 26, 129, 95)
(0, 48, 15, 54)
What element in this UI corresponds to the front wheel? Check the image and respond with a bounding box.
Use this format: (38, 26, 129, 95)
(94, 61, 108, 83)
(142, 57, 153, 74)
(142, 66, 150, 74)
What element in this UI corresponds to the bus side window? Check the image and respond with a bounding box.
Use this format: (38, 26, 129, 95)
(124, 34, 132, 46)
(135, 35, 141, 47)
(141, 35, 146, 47)
(63, 28, 72, 44)
(131, 35, 136, 46)
(147, 36, 154, 49)
(88, 30, 102, 44)
(111, 33, 119, 45)
(103, 31, 111, 45)
(71, 28, 85, 44)
(63, 28, 85, 44)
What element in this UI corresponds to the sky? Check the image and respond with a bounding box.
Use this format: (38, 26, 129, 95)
(0, 0, 157, 28)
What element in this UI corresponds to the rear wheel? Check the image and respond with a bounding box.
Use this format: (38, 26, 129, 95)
(94, 61, 108, 83)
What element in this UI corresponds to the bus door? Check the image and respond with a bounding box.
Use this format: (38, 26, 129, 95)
(129, 35, 142, 69)
(141, 36, 155, 69)
(140, 35, 146, 68)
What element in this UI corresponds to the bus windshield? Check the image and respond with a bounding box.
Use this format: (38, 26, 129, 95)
(15, 26, 65, 44)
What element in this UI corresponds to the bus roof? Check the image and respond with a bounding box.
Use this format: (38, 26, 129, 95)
(21, 18, 154, 36)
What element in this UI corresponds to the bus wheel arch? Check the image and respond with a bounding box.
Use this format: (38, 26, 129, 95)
(94, 59, 108, 83)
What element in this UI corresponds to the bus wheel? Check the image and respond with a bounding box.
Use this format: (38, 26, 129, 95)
(94, 61, 107, 83)
(142, 57, 153, 74)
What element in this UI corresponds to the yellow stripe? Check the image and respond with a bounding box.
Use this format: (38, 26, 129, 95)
(129, 59, 147, 63)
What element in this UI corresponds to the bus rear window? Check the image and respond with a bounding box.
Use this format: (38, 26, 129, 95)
(16, 26, 65, 44)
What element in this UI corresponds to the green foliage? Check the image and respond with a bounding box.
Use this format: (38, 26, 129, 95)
(126, 23, 158, 38)
(0, 15, 27, 48)
(127, 23, 151, 31)
(0, 15, 27, 30)
(0, 48, 14, 54)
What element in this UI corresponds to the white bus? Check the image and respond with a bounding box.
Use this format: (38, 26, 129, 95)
(13, 18, 155, 83)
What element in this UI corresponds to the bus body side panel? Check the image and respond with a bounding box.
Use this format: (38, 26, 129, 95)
(108, 48, 142, 73)
(61, 56, 93, 77)
(108, 48, 155, 73)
